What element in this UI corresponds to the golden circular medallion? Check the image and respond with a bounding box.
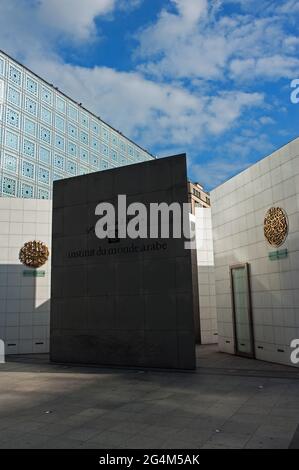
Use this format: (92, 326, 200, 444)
(19, 241, 49, 268)
(264, 207, 288, 247)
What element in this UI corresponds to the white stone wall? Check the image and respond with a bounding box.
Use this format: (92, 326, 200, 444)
(0, 197, 52, 354)
(210, 138, 299, 366)
(194, 208, 218, 344)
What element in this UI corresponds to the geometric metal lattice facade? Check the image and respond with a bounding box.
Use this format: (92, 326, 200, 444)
(0, 49, 154, 200)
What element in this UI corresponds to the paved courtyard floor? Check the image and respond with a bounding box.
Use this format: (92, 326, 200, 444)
(1, 344, 299, 449)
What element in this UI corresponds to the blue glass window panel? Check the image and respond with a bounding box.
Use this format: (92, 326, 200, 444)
(24, 118, 36, 136)
(79, 166, 88, 175)
(56, 96, 66, 113)
(80, 130, 88, 145)
(21, 183, 34, 198)
(0, 57, 4, 76)
(128, 145, 134, 157)
(4, 154, 17, 173)
(68, 105, 78, 121)
(101, 143, 109, 157)
(102, 127, 109, 142)
(38, 167, 50, 184)
(120, 156, 127, 165)
(39, 146, 51, 164)
(38, 188, 49, 199)
(55, 115, 65, 132)
(110, 149, 118, 162)
(54, 154, 64, 170)
(90, 154, 99, 167)
(41, 106, 52, 125)
(5, 131, 19, 150)
(9, 65, 21, 85)
(119, 140, 126, 153)
(91, 137, 99, 151)
(91, 120, 99, 134)
(7, 87, 20, 106)
(80, 148, 89, 163)
(68, 142, 77, 157)
(2, 176, 16, 196)
(101, 160, 109, 170)
(23, 139, 35, 158)
(67, 160, 77, 175)
(22, 160, 35, 179)
(6, 108, 20, 128)
(41, 86, 52, 105)
(40, 127, 51, 144)
(53, 173, 64, 181)
(68, 123, 78, 138)
(111, 134, 118, 147)
(26, 77, 38, 95)
(25, 97, 37, 115)
(55, 134, 65, 151)
(80, 113, 89, 127)
(135, 149, 140, 159)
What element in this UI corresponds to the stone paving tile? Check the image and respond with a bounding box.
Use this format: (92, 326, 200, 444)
(0, 432, 51, 449)
(85, 430, 132, 448)
(1, 420, 45, 434)
(170, 427, 213, 446)
(123, 434, 166, 449)
(115, 402, 149, 413)
(289, 425, 299, 449)
(62, 426, 109, 442)
(184, 416, 227, 431)
(202, 431, 251, 449)
(79, 441, 119, 449)
(40, 437, 86, 449)
(32, 421, 78, 437)
(0, 429, 26, 444)
(138, 424, 182, 439)
(1, 345, 299, 449)
(254, 424, 297, 439)
(217, 419, 260, 436)
(270, 407, 299, 418)
(108, 421, 152, 436)
(245, 435, 290, 449)
(228, 413, 272, 425)
(71, 417, 121, 434)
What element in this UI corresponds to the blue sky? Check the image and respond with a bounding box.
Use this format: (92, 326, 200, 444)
(1, 0, 299, 189)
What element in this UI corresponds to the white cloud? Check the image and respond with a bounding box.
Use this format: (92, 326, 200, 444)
(136, 0, 299, 82)
(192, 132, 274, 188)
(192, 158, 251, 188)
(26, 57, 263, 149)
(259, 116, 275, 126)
(0, 0, 142, 51)
(173, 0, 208, 23)
(37, 0, 116, 40)
(276, 0, 299, 14)
(230, 55, 299, 81)
(206, 91, 264, 133)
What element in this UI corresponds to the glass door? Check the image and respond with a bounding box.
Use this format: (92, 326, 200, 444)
(230, 264, 255, 358)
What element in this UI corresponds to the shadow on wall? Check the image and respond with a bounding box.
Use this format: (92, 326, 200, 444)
(0, 264, 50, 356)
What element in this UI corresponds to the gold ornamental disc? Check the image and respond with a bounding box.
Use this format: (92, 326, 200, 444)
(264, 207, 288, 247)
(19, 240, 49, 268)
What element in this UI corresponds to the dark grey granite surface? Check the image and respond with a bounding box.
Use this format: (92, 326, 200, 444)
(50, 155, 196, 369)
